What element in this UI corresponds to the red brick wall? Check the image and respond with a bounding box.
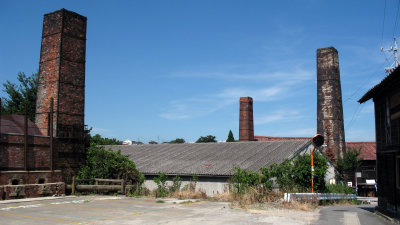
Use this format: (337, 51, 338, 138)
(0, 134, 51, 171)
(0, 170, 63, 185)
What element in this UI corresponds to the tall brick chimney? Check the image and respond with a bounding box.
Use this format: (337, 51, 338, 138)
(35, 8, 86, 138)
(239, 97, 254, 142)
(35, 9, 87, 182)
(317, 47, 346, 161)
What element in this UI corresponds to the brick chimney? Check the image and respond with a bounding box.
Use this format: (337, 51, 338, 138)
(317, 47, 346, 161)
(239, 97, 254, 142)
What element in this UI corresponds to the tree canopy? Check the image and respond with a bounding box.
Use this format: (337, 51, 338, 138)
(335, 147, 362, 183)
(77, 145, 143, 186)
(89, 133, 122, 146)
(226, 130, 235, 142)
(169, 138, 185, 144)
(1, 72, 38, 121)
(196, 135, 217, 143)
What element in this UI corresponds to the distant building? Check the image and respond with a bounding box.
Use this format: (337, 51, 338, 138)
(359, 66, 400, 216)
(122, 140, 132, 145)
(106, 140, 336, 196)
(346, 142, 376, 197)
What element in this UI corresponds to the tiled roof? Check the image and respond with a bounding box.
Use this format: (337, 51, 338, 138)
(0, 114, 43, 136)
(359, 66, 400, 103)
(346, 142, 376, 160)
(105, 140, 311, 177)
(254, 136, 310, 141)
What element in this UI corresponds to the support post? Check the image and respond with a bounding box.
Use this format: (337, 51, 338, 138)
(49, 98, 54, 171)
(121, 180, 125, 194)
(72, 176, 75, 195)
(311, 147, 315, 193)
(24, 104, 28, 171)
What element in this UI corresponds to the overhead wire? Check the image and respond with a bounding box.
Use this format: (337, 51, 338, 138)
(393, 0, 400, 37)
(381, 0, 387, 47)
(344, 0, 390, 133)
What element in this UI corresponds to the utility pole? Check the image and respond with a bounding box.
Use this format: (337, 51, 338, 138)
(381, 37, 399, 75)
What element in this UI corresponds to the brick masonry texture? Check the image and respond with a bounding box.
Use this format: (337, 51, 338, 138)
(317, 47, 346, 161)
(0, 182, 65, 200)
(239, 97, 254, 142)
(34, 9, 87, 182)
(0, 134, 51, 171)
(35, 9, 86, 139)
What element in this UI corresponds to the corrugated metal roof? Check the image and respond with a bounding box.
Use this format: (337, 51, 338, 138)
(0, 114, 43, 136)
(105, 140, 311, 177)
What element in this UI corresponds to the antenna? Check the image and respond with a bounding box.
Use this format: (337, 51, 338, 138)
(381, 37, 399, 75)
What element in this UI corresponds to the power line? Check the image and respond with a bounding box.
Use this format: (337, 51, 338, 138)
(345, 103, 366, 131)
(393, 0, 400, 37)
(381, 0, 387, 46)
(343, 59, 388, 103)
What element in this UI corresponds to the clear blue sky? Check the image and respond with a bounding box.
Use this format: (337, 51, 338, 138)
(0, 1, 397, 143)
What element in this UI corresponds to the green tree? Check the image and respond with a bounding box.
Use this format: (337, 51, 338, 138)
(226, 130, 235, 142)
(196, 135, 217, 143)
(77, 145, 143, 186)
(336, 147, 362, 184)
(292, 152, 328, 192)
(89, 133, 122, 146)
(269, 152, 328, 192)
(269, 160, 296, 191)
(1, 72, 38, 121)
(169, 138, 185, 144)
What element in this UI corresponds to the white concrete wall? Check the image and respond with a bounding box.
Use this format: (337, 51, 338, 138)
(144, 177, 230, 197)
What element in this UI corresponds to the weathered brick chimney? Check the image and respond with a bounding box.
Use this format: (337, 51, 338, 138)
(317, 47, 346, 161)
(239, 97, 254, 142)
(35, 8, 86, 138)
(35, 9, 87, 182)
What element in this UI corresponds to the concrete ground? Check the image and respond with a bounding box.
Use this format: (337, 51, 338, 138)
(0, 195, 394, 225)
(316, 204, 395, 225)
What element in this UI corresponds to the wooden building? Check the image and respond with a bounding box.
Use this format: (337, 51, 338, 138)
(359, 67, 400, 216)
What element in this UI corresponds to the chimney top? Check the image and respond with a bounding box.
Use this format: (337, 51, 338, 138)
(240, 97, 253, 102)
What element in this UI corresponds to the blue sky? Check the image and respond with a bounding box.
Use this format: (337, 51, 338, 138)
(0, 1, 397, 143)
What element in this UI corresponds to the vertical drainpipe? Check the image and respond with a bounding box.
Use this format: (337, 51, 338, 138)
(24, 104, 28, 171)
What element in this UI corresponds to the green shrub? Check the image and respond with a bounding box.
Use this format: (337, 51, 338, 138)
(232, 167, 259, 194)
(336, 147, 362, 183)
(325, 184, 355, 194)
(169, 176, 182, 193)
(77, 146, 142, 188)
(292, 152, 328, 192)
(154, 172, 168, 197)
(232, 152, 329, 194)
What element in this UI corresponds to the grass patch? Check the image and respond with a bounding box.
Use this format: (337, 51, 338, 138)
(155, 200, 165, 203)
(179, 200, 193, 204)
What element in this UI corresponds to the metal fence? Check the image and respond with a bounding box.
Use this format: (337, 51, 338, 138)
(284, 193, 356, 202)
